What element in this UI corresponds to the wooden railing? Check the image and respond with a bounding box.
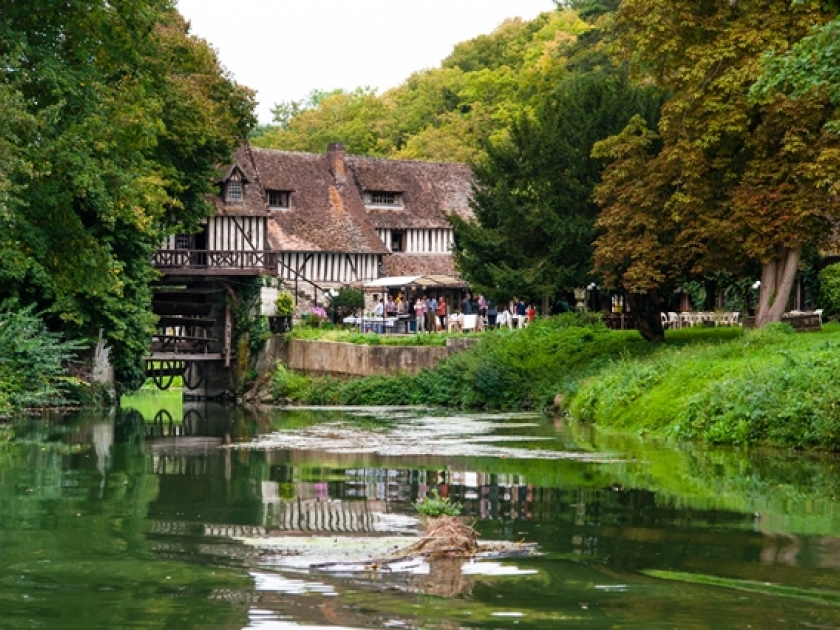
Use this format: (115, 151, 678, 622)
(152, 249, 278, 275)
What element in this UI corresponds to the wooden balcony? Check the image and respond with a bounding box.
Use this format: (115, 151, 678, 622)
(152, 249, 278, 276)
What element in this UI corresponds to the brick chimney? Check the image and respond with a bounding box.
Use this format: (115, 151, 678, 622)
(327, 142, 346, 182)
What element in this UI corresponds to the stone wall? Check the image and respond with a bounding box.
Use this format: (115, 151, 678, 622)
(256, 336, 478, 378)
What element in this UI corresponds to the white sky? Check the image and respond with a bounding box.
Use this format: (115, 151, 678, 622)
(176, 0, 557, 125)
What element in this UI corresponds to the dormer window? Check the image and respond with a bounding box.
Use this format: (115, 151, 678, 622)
(365, 191, 403, 208)
(220, 165, 249, 204)
(267, 189, 291, 209)
(226, 180, 243, 202)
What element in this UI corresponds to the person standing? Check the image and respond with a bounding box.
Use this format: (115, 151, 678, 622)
(460, 293, 472, 315)
(426, 295, 438, 333)
(414, 297, 425, 333)
(436, 296, 447, 332)
(487, 300, 498, 328)
(478, 294, 487, 318)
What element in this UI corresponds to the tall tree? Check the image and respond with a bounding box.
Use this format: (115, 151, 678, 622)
(451, 73, 663, 307)
(0, 0, 255, 389)
(593, 0, 840, 334)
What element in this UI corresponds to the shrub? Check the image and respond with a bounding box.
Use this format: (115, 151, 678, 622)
(301, 306, 328, 328)
(328, 287, 364, 320)
(270, 364, 311, 400)
(414, 489, 462, 517)
(819, 262, 840, 318)
(275, 291, 295, 316)
(0, 301, 83, 413)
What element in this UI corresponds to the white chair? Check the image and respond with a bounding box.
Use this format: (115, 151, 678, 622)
(815, 309, 824, 323)
(667, 312, 680, 329)
(661, 312, 669, 329)
(496, 310, 513, 329)
(461, 314, 479, 332)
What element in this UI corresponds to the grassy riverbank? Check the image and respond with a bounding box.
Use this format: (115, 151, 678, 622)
(269, 315, 840, 449)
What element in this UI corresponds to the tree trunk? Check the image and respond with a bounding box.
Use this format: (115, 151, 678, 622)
(626, 289, 665, 342)
(755, 245, 800, 327)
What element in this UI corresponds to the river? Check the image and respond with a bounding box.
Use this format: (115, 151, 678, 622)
(2, 396, 840, 628)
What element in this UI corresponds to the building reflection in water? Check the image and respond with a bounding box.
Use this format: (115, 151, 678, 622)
(125, 405, 820, 580)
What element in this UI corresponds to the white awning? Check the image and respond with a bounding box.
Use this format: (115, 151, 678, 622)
(363, 274, 467, 288)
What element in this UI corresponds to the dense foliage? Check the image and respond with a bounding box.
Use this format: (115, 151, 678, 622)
(592, 0, 840, 337)
(819, 263, 840, 318)
(0, 302, 83, 414)
(452, 72, 664, 307)
(251, 9, 591, 162)
(0, 0, 255, 390)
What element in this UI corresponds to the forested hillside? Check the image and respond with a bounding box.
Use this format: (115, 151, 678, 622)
(250, 3, 617, 162)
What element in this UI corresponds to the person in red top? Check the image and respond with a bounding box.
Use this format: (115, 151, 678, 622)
(436, 296, 447, 331)
(526, 304, 536, 323)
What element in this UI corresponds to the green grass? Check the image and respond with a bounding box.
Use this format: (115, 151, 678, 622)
(288, 326, 451, 346)
(570, 322, 840, 448)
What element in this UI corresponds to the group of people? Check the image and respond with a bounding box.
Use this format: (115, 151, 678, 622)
(402, 292, 536, 333)
(411, 295, 449, 333)
(368, 290, 537, 333)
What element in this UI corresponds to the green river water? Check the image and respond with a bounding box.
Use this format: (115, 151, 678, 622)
(3, 395, 840, 628)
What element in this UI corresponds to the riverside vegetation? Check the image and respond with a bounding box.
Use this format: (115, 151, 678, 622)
(268, 314, 840, 450)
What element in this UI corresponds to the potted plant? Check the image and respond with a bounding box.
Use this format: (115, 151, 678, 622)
(270, 291, 295, 333)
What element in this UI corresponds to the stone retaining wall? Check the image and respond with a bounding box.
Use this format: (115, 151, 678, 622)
(256, 336, 479, 378)
(743, 314, 822, 332)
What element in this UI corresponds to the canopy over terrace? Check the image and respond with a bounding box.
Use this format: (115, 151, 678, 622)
(363, 274, 467, 290)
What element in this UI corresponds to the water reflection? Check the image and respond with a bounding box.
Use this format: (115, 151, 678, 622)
(2, 405, 840, 628)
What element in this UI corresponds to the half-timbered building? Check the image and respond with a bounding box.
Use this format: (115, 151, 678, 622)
(208, 142, 474, 307)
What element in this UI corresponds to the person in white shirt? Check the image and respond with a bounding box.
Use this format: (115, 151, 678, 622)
(414, 297, 425, 333)
(373, 299, 384, 317)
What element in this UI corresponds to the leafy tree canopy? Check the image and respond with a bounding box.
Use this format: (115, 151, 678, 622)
(0, 0, 256, 389)
(251, 8, 593, 161)
(592, 0, 840, 335)
(752, 15, 840, 130)
(452, 72, 664, 307)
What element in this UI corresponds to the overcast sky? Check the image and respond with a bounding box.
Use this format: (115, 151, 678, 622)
(176, 0, 556, 125)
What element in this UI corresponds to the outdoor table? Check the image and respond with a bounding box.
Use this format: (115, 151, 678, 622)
(342, 316, 396, 333)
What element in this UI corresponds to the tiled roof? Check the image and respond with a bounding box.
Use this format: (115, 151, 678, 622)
(250, 146, 388, 254)
(348, 156, 474, 229)
(383, 253, 459, 278)
(213, 143, 474, 256)
(208, 153, 268, 218)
